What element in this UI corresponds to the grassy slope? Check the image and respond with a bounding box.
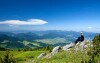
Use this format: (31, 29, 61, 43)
(0, 42, 100, 63)
(32, 44, 100, 63)
(0, 49, 100, 63)
(33, 51, 100, 63)
(0, 51, 49, 62)
(33, 50, 90, 63)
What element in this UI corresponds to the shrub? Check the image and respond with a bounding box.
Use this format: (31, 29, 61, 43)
(92, 34, 100, 55)
(87, 34, 100, 63)
(0, 50, 16, 63)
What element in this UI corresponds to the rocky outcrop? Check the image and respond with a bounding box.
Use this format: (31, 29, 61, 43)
(37, 41, 92, 58)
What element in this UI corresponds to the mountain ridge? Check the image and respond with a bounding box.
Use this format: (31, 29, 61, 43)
(0, 30, 97, 49)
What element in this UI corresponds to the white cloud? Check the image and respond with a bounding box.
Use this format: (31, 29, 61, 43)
(0, 19, 48, 25)
(88, 27, 92, 29)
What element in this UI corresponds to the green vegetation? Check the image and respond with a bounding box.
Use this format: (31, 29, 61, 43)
(29, 34, 100, 63)
(0, 45, 53, 63)
(35, 37, 68, 45)
(0, 31, 96, 49)
(0, 31, 99, 63)
(34, 50, 90, 63)
(87, 34, 100, 63)
(33, 45, 100, 63)
(92, 34, 100, 55)
(0, 50, 16, 63)
(0, 50, 49, 63)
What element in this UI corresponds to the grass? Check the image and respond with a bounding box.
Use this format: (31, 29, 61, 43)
(14, 51, 48, 60)
(33, 50, 91, 63)
(0, 50, 49, 63)
(0, 41, 100, 63)
(0, 49, 100, 63)
(31, 45, 100, 63)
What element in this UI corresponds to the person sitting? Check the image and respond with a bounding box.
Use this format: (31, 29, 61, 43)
(75, 32, 84, 44)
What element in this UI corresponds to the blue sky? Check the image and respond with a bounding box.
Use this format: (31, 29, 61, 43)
(0, 0, 100, 32)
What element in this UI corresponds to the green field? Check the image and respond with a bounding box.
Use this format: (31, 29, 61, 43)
(0, 51, 49, 63)
(35, 37, 68, 45)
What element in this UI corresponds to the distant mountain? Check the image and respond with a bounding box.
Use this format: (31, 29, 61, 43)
(0, 30, 98, 49)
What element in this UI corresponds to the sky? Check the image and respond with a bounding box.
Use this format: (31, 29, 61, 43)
(0, 0, 100, 32)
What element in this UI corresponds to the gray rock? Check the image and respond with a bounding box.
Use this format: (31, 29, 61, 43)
(51, 46, 60, 55)
(37, 53, 46, 58)
(63, 43, 74, 51)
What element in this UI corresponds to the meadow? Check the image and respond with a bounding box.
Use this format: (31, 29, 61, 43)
(0, 50, 49, 63)
(32, 48, 100, 63)
(0, 45, 100, 63)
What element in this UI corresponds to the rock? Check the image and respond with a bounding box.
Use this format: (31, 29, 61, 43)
(44, 53, 52, 58)
(74, 41, 86, 51)
(62, 43, 74, 51)
(51, 46, 60, 55)
(37, 53, 46, 58)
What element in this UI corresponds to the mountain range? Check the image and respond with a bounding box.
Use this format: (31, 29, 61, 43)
(0, 30, 98, 49)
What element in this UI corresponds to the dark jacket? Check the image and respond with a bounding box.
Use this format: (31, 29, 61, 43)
(75, 35, 84, 44)
(80, 35, 84, 42)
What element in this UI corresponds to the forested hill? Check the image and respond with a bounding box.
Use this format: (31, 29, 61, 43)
(0, 30, 97, 49)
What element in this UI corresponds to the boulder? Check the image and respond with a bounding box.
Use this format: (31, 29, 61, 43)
(51, 46, 60, 55)
(63, 43, 74, 51)
(37, 53, 46, 58)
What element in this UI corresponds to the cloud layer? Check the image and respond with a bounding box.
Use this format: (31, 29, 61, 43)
(0, 19, 48, 25)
